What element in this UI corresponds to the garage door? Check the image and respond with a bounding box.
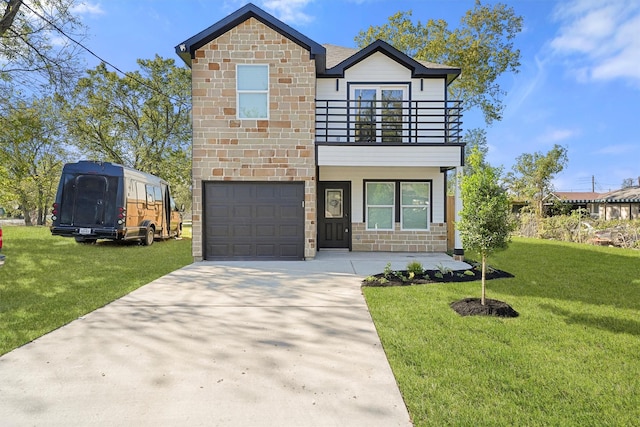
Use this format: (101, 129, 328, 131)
(204, 182, 305, 260)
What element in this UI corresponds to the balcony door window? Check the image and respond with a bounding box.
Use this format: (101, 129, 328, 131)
(351, 86, 407, 143)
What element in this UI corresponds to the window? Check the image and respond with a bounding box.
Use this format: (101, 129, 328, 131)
(365, 181, 431, 231)
(237, 64, 269, 119)
(401, 182, 430, 230)
(351, 86, 407, 143)
(325, 189, 344, 218)
(366, 182, 395, 230)
(145, 185, 155, 204)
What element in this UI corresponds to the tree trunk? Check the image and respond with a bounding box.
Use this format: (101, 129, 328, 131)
(0, 0, 23, 38)
(481, 253, 486, 305)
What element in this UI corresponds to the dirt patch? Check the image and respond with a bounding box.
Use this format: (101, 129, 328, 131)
(450, 298, 519, 317)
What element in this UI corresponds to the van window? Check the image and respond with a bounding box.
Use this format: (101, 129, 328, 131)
(127, 179, 135, 199)
(136, 182, 146, 203)
(144, 185, 152, 204)
(145, 185, 161, 204)
(153, 186, 162, 202)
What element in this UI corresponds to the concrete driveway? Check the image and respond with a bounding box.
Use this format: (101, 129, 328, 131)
(0, 253, 467, 426)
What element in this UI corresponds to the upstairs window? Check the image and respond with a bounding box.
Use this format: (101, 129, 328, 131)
(237, 64, 269, 119)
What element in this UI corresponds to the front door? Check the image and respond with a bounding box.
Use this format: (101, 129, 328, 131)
(318, 182, 351, 249)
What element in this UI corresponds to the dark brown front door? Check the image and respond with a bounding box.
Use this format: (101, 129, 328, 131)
(318, 182, 351, 249)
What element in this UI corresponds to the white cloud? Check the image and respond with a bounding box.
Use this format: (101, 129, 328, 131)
(261, 0, 313, 24)
(550, 0, 640, 85)
(537, 128, 579, 144)
(595, 144, 637, 155)
(70, 2, 104, 16)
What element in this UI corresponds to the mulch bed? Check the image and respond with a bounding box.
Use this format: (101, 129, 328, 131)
(361, 263, 513, 287)
(362, 261, 519, 318)
(450, 298, 519, 317)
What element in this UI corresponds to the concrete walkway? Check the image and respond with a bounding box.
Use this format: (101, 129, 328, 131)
(0, 252, 467, 426)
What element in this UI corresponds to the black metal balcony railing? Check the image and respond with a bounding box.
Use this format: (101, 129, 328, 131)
(315, 99, 462, 145)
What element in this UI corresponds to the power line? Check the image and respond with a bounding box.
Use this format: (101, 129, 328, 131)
(19, 1, 188, 106)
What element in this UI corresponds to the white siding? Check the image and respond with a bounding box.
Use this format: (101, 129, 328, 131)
(317, 145, 462, 167)
(319, 166, 446, 223)
(344, 52, 412, 82)
(317, 55, 445, 101)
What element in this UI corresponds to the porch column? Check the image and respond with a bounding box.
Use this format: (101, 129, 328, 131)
(454, 166, 464, 260)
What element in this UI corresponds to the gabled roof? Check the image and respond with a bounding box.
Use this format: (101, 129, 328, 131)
(324, 44, 456, 71)
(174, 3, 460, 84)
(321, 40, 460, 85)
(175, 3, 326, 70)
(597, 186, 640, 203)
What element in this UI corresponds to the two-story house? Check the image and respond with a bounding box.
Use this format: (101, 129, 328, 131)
(176, 3, 464, 261)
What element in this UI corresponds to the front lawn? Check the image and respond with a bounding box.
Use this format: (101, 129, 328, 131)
(0, 226, 192, 356)
(364, 238, 640, 426)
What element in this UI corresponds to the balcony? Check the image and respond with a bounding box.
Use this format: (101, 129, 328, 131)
(315, 99, 462, 145)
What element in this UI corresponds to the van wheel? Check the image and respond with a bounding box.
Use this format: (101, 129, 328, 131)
(144, 227, 154, 246)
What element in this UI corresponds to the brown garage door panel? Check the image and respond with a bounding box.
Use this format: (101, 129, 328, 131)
(204, 182, 305, 260)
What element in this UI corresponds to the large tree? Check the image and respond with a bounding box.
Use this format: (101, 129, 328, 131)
(504, 144, 568, 216)
(64, 56, 192, 204)
(0, 0, 86, 93)
(0, 95, 67, 225)
(355, 0, 522, 125)
(458, 147, 513, 305)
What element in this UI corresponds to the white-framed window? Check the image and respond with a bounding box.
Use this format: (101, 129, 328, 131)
(365, 181, 431, 231)
(366, 182, 395, 230)
(237, 64, 269, 119)
(351, 85, 408, 143)
(400, 182, 430, 230)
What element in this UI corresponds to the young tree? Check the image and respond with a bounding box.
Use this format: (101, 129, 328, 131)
(504, 144, 568, 216)
(447, 128, 489, 195)
(458, 147, 513, 305)
(355, 1, 522, 124)
(64, 56, 192, 206)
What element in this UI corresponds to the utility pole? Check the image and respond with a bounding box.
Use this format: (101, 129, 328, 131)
(592, 175, 595, 192)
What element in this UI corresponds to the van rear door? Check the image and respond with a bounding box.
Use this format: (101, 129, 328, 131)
(59, 174, 118, 227)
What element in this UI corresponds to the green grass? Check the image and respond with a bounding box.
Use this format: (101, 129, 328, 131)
(364, 238, 640, 426)
(0, 225, 193, 356)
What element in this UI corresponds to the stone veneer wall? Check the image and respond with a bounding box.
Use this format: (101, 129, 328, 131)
(351, 223, 447, 252)
(190, 17, 317, 260)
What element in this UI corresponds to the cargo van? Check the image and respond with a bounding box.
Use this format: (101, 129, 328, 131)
(51, 161, 182, 245)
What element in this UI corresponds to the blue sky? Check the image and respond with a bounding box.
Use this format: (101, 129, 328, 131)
(73, 0, 640, 193)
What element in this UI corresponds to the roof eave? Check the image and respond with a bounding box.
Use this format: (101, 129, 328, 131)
(319, 39, 461, 82)
(175, 3, 325, 69)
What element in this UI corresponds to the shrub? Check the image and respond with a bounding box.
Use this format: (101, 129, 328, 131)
(406, 261, 424, 275)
